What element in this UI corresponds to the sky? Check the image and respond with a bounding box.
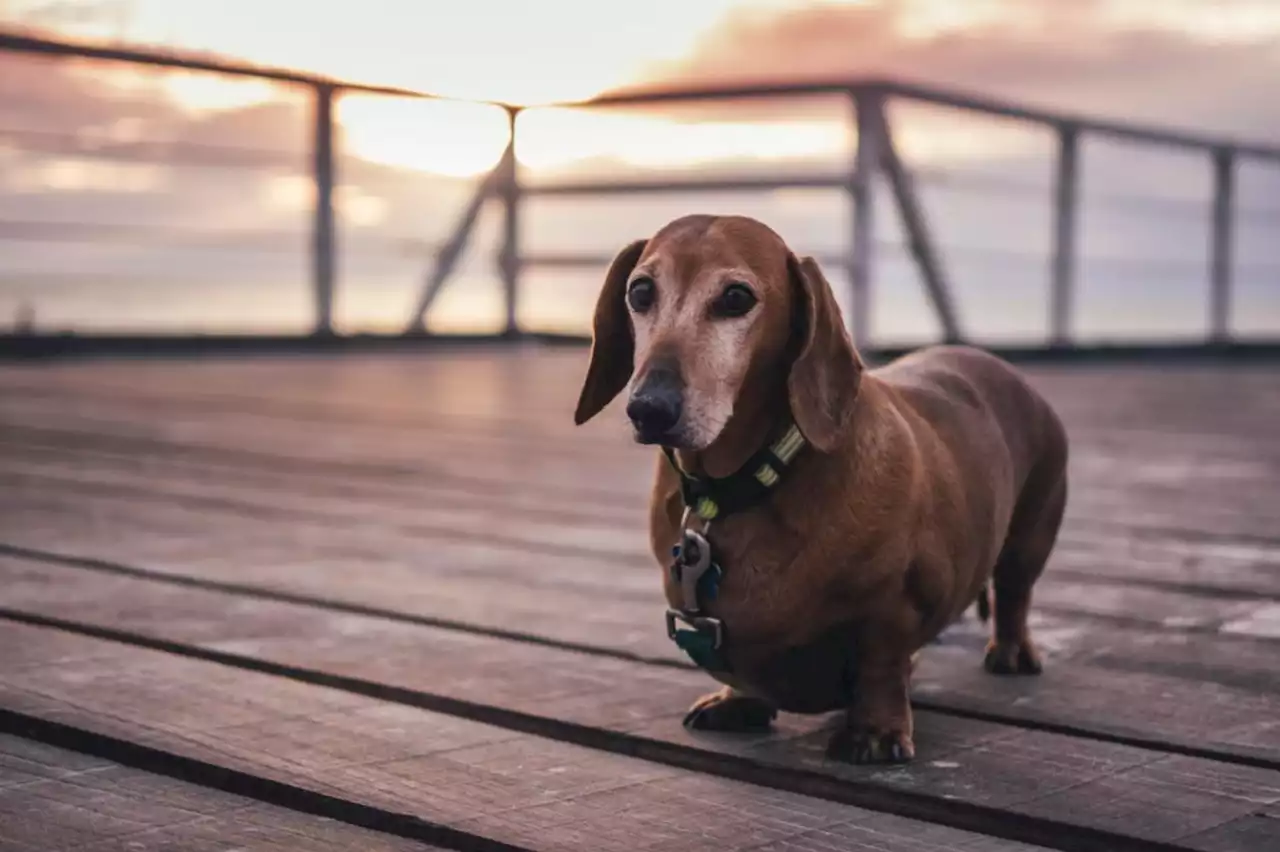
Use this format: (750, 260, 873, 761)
(1, 0, 1278, 339)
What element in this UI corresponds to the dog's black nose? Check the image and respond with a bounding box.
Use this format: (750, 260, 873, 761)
(627, 367, 683, 441)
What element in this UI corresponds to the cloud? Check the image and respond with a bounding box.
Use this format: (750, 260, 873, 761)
(642, 0, 1280, 140)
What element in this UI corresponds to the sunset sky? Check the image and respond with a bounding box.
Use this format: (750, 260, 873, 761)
(7, 0, 1280, 177)
(2, 0, 1278, 339)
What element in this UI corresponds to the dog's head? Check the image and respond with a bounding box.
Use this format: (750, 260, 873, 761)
(573, 214, 863, 453)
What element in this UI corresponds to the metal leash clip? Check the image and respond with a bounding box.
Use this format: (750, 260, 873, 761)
(665, 508, 728, 666)
(664, 608, 725, 650)
(676, 524, 714, 613)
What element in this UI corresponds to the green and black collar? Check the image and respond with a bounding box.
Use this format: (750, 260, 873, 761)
(661, 421, 808, 522)
(661, 420, 809, 673)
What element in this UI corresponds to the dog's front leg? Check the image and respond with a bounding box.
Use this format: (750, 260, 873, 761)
(825, 632, 915, 764)
(683, 686, 778, 732)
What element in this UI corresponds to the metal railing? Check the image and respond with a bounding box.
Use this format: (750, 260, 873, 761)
(487, 80, 1280, 348)
(3, 29, 1280, 349)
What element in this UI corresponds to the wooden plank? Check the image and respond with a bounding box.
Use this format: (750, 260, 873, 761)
(6, 349, 1278, 458)
(4, 508, 1278, 715)
(11, 446, 1258, 622)
(6, 351, 1278, 447)
(3, 353, 1277, 561)
(0, 734, 441, 852)
(5, 416, 1278, 572)
(4, 540, 1277, 769)
(0, 621, 1057, 852)
(3, 419, 1275, 591)
(4, 366, 1278, 545)
(3, 469, 1278, 655)
(5, 381, 1274, 539)
(1182, 812, 1280, 852)
(3, 478, 1280, 702)
(4, 431, 1279, 605)
(1, 553, 1277, 826)
(9, 364, 1278, 486)
(2, 548, 1274, 768)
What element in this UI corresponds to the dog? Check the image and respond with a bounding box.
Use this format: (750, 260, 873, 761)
(572, 214, 1068, 764)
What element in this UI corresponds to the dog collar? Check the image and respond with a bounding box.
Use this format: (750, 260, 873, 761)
(660, 421, 808, 522)
(661, 421, 808, 672)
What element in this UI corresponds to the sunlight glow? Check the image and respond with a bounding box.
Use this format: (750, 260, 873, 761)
(159, 73, 281, 113)
(338, 98, 510, 178)
(38, 0, 781, 105)
(894, 0, 1010, 39)
(1100, 0, 1280, 44)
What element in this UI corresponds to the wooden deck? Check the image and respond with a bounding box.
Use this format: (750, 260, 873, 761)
(0, 346, 1277, 852)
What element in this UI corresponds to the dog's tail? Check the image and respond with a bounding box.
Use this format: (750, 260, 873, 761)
(975, 581, 991, 623)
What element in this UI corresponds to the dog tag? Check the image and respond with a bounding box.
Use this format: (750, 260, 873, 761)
(677, 529, 714, 614)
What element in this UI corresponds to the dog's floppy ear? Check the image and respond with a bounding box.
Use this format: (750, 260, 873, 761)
(574, 238, 648, 425)
(786, 253, 863, 452)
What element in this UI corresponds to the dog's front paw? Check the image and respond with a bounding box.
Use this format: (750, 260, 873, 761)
(825, 726, 915, 764)
(983, 637, 1043, 675)
(682, 687, 777, 732)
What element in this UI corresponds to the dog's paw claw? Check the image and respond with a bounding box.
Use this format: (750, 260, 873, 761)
(983, 638, 1043, 675)
(682, 689, 776, 732)
(825, 727, 915, 764)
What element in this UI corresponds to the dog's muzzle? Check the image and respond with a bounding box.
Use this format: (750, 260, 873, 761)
(626, 366, 684, 444)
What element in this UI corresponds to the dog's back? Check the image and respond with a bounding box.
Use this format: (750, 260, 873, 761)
(873, 345, 1066, 487)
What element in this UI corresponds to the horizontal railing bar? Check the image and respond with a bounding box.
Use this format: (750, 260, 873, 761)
(575, 79, 1280, 162)
(522, 247, 1280, 279)
(523, 174, 851, 196)
(886, 80, 1280, 162)
(0, 126, 303, 169)
(575, 80, 859, 106)
(0, 30, 435, 100)
(521, 251, 851, 271)
(0, 220, 442, 255)
(7, 30, 1279, 160)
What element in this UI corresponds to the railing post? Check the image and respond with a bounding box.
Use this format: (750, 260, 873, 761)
(1050, 124, 1079, 347)
(404, 166, 500, 334)
(848, 87, 883, 347)
(876, 96, 963, 344)
(498, 106, 522, 338)
(1209, 147, 1236, 344)
(311, 84, 337, 336)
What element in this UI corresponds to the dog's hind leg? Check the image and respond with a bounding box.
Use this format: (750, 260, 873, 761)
(984, 469, 1067, 676)
(683, 687, 777, 732)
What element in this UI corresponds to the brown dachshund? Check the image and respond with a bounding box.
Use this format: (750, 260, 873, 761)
(573, 214, 1068, 764)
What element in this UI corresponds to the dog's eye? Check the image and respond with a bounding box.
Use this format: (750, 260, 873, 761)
(712, 283, 757, 318)
(627, 278, 656, 313)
